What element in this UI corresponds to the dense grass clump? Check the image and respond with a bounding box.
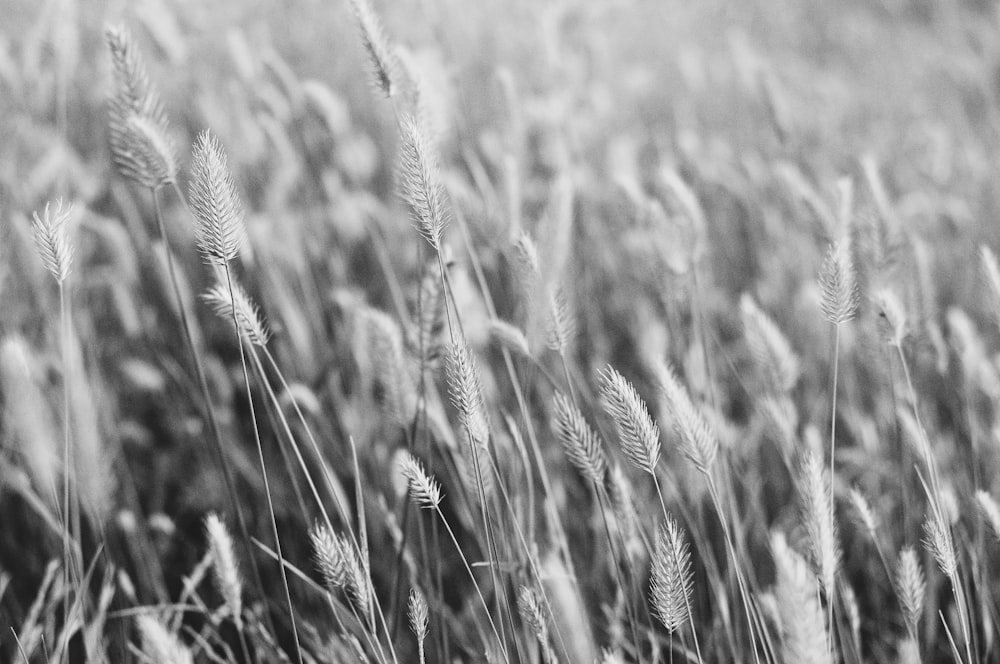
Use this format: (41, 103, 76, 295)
(5, 1, 1000, 662)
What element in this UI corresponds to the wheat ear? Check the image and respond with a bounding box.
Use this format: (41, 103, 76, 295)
(599, 365, 660, 475)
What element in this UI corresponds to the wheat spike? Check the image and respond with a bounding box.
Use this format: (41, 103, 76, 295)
(400, 113, 449, 251)
(30, 200, 74, 284)
(204, 513, 243, 628)
(489, 318, 531, 358)
(599, 365, 660, 475)
(136, 614, 194, 664)
(740, 294, 800, 393)
(400, 453, 442, 508)
(202, 280, 270, 346)
(797, 449, 840, 596)
(409, 587, 429, 664)
(847, 487, 878, 541)
(771, 532, 834, 664)
(654, 361, 718, 474)
(818, 241, 859, 324)
(189, 130, 247, 265)
(105, 24, 176, 189)
(552, 391, 608, 484)
(310, 522, 349, 589)
(922, 512, 957, 578)
(649, 515, 694, 633)
(546, 287, 576, 354)
(446, 344, 490, 448)
(348, 0, 398, 98)
(518, 586, 558, 664)
(895, 546, 925, 638)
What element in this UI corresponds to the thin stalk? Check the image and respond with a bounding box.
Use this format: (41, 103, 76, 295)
(705, 475, 763, 664)
(827, 322, 841, 646)
(223, 265, 303, 664)
(431, 504, 508, 658)
(651, 475, 705, 664)
(154, 186, 273, 632)
(58, 280, 76, 664)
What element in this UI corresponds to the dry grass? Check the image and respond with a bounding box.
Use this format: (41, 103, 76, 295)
(4, 1, 1000, 662)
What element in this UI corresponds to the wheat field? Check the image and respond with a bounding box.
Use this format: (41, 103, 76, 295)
(2, 0, 1000, 662)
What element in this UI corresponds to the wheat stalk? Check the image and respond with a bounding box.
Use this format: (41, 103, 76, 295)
(105, 25, 176, 189)
(202, 279, 270, 347)
(552, 391, 608, 485)
(895, 546, 925, 639)
(400, 113, 449, 251)
(189, 131, 247, 265)
(136, 614, 193, 664)
(599, 365, 660, 475)
(348, 0, 398, 98)
(797, 448, 840, 598)
(654, 362, 718, 475)
(771, 532, 834, 664)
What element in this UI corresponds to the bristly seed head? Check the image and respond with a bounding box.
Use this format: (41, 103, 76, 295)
(552, 391, 608, 484)
(399, 113, 449, 251)
(818, 241, 859, 325)
(400, 453, 442, 508)
(348, 0, 398, 98)
(655, 361, 718, 474)
(31, 199, 75, 284)
(202, 279, 270, 346)
(599, 365, 660, 476)
(650, 514, 694, 633)
(895, 546, 925, 638)
(189, 130, 247, 265)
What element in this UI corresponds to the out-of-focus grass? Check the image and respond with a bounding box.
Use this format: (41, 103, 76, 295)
(4, 0, 1000, 662)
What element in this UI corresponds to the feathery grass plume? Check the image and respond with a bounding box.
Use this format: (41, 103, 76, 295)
(489, 318, 531, 358)
(546, 287, 576, 354)
(848, 487, 878, 541)
(513, 231, 541, 293)
(310, 522, 348, 589)
(106, 24, 176, 189)
(348, 0, 398, 98)
(400, 453, 442, 508)
(365, 308, 417, 426)
(818, 241, 859, 324)
(649, 515, 694, 633)
(136, 615, 194, 664)
(740, 294, 799, 393)
(895, 546, 925, 638)
(771, 532, 834, 664)
(797, 448, 840, 596)
(922, 512, 957, 578)
(873, 288, 907, 347)
(31, 200, 74, 284)
(975, 490, 1000, 541)
(518, 586, 558, 664)
(980, 246, 1000, 330)
(408, 588, 429, 664)
(205, 513, 243, 628)
(118, 114, 177, 189)
(400, 113, 449, 251)
(310, 523, 371, 616)
(411, 258, 447, 367)
(654, 362, 718, 474)
(552, 391, 608, 484)
(203, 280, 270, 346)
(446, 343, 490, 448)
(599, 365, 660, 475)
(189, 130, 247, 265)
